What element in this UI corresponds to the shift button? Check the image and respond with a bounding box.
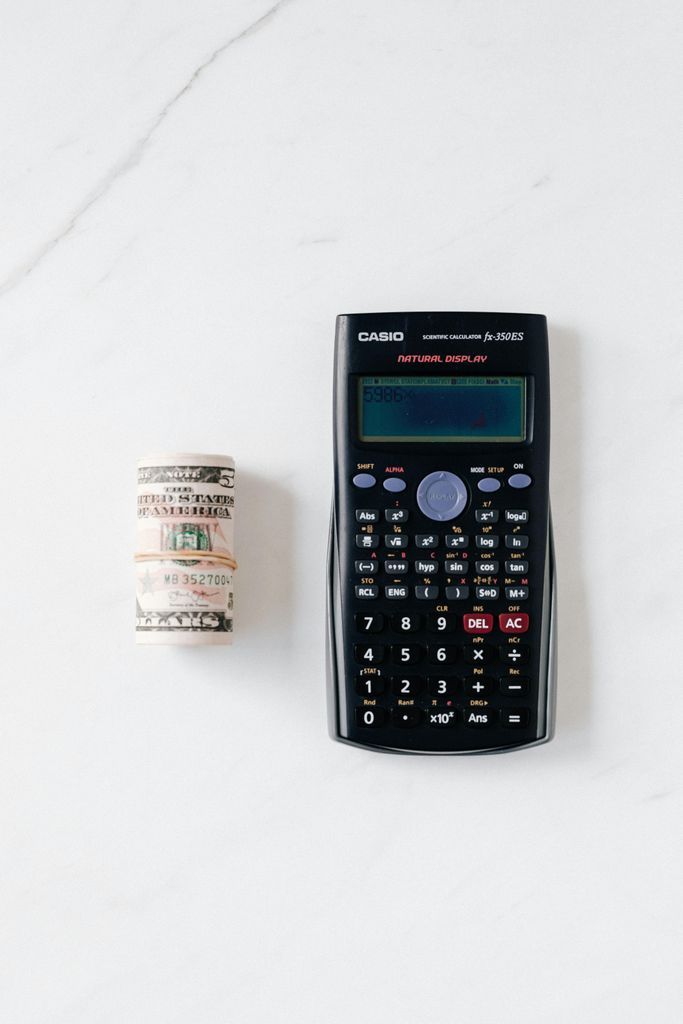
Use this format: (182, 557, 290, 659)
(352, 473, 376, 488)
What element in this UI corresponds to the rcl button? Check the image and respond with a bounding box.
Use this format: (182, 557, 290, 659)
(463, 613, 494, 634)
(498, 613, 529, 634)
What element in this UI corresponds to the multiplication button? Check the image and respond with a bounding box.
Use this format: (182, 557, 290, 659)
(464, 644, 494, 664)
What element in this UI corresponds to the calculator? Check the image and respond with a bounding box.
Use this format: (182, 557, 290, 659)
(326, 312, 556, 754)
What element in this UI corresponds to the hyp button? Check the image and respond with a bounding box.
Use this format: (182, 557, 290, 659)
(416, 471, 468, 522)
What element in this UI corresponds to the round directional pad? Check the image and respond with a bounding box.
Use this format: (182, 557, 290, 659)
(416, 471, 468, 522)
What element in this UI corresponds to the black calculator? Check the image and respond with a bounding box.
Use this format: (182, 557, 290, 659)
(326, 312, 556, 754)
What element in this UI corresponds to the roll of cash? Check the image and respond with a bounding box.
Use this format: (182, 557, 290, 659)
(135, 454, 236, 644)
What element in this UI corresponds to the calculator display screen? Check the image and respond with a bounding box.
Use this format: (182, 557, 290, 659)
(358, 376, 527, 442)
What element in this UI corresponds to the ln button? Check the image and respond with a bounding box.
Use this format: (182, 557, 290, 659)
(498, 613, 530, 633)
(463, 613, 494, 634)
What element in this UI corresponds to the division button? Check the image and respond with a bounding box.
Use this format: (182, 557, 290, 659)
(385, 534, 409, 549)
(355, 585, 379, 599)
(355, 676, 386, 696)
(464, 708, 496, 727)
(505, 534, 529, 549)
(445, 534, 469, 549)
(392, 706, 422, 728)
(415, 585, 439, 600)
(499, 613, 530, 633)
(384, 560, 408, 575)
(352, 473, 376, 488)
(475, 586, 499, 600)
(416, 470, 468, 522)
(354, 613, 384, 633)
(501, 708, 530, 727)
(476, 535, 499, 549)
(356, 533, 379, 549)
(355, 560, 378, 574)
(477, 477, 501, 493)
(505, 586, 529, 600)
(355, 706, 387, 727)
(416, 534, 439, 548)
(383, 476, 407, 493)
(499, 645, 530, 665)
(505, 509, 530, 523)
(463, 613, 494, 634)
(464, 676, 494, 697)
(508, 473, 532, 489)
(445, 586, 470, 600)
(505, 560, 529, 575)
(475, 509, 499, 523)
(428, 709, 457, 727)
(385, 585, 409, 599)
(500, 677, 530, 696)
(355, 509, 380, 523)
(385, 508, 409, 523)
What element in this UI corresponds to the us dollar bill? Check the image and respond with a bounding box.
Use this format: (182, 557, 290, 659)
(135, 454, 236, 645)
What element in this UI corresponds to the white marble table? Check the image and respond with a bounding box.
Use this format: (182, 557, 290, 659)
(1, 2, 681, 1021)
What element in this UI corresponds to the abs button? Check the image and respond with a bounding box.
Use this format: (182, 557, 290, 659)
(417, 471, 468, 522)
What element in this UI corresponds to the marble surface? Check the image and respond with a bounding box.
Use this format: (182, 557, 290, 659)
(1, 2, 682, 1021)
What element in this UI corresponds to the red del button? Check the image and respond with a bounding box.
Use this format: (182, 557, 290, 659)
(499, 613, 530, 634)
(463, 613, 493, 634)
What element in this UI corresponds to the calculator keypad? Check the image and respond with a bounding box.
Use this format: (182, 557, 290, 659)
(347, 473, 542, 750)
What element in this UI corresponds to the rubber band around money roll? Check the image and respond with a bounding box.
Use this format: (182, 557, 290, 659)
(134, 551, 238, 571)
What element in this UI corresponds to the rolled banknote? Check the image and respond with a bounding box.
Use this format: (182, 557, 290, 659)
(135, 454, 236, 644)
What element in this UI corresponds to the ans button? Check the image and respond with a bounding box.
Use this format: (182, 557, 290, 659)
(353, 473, 376, 488)
(508, 473, 532, 489)
(477, 477, 501, 493)
(383, 476, 406, 493)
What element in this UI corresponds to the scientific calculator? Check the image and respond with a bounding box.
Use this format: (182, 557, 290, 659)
(326, 312, 556, 754)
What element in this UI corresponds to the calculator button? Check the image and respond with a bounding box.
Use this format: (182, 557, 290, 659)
(385, 585, 409, 600)
(505, 509, 530, 524)
(355, 706, 387, 727)
(355, 509, 379, 523)
(428, 676, 459, 696)
(355, 676, 386, 696)
(475, 509, 499, 523)
(428, 613, 457, 633)
(391, 644, 423, 665)
(444, 560, 468, 574)
(355, 585, 379, 599)
(392, 707, 423, 728)
(499, 645, 530, 665)
(428, 645, 458, 665)
(445, 586, 470, 600)
(505, 534, 529, 550)
(391, 676, 423, 697)
(415, 586, 439, 600)
(355, 560, 378, 574)
(384, 560, 408, 575)
(415, 534, 439, 548)
(355, 613, 384, 633)
(508, 473, 532, 489)
(463, 708, 496, 727)
(464, 676, 495, 697)
(463, 613, 494, 634)
(500, 677, 529, 696)
(445, 534, 469, 549)
(352, 473, 376, 488)
(499, 613, 529, 633)
(385, 508, 409, 523)
(475, 586, 499, 600)
(427, 708, 458, 727)
(383, 477, 406, 492)
(391, 613, 422, 633)
(356, 534, 379, 549)
(414, 559, 438, 574)
(505, 560, 529, 575)
(505, 586, 529, 600)
(416, 471, 468, 522)
(476, 535, 499, 549)
(501, 708, 530, 727)
(385, 534, 408, 549)
(464, 644, 494, 664)
(354, 643, 385, 664)
(477, 477, 501, 493)
(475, 561, 499, 574)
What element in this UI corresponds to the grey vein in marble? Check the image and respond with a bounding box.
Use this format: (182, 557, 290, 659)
(0, 0, 291, 298)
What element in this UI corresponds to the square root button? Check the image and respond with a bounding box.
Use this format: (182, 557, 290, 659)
(498, 613, 529, 634)
(463, 613, 494, 634)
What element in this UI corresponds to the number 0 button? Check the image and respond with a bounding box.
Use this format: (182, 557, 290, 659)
(355, 707, 387, 727)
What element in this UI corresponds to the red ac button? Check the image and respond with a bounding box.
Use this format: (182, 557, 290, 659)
(498, 613, 529, 634)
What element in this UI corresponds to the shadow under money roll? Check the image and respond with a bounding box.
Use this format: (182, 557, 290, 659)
(135, 454, 237, 645)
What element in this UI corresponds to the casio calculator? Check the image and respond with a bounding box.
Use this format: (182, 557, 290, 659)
(326, 312, 556, 754)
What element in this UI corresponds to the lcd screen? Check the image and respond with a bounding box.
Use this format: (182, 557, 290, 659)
(358, 376, 527, 442)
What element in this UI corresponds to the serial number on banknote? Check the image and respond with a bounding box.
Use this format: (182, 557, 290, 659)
(163, 573, 233, 586)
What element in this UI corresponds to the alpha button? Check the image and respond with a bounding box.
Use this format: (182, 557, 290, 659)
(416, 471, 468, 522)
